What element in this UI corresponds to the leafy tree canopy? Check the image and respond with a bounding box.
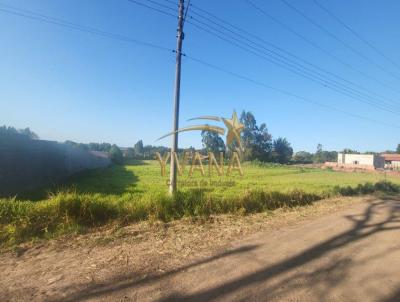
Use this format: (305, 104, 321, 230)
(272, 137, 293, 164)
(0, 126, 39, 140)
(240, 111, 272, 162)
(134, 140, 144, 157)
(201, 128, 225, 153)
(293, 151, 313, 164)
(109, 145, 124, 164)
(313, 144, 337, 163)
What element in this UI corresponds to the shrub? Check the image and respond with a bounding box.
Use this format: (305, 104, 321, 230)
(1, 180, 399, 246)
(334, 181, 400, 196)
(109, 145, 124, 164)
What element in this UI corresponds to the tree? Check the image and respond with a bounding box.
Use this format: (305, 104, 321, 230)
(109, 145, 123, 164)
(142, 145, 169, 160)
(397, 144, 400, 154)
(0, 126, 39, 140)
(18, 127, 39, 139)
(201, 129, 225, 153)
(313, 144, 324, 163)
(125, 147, 135, 158)
(293, 151, 313, 163)
(252, 123, 273, 161)
(88, 143, 112, 152)
(65, 140, 89, 150)
(342, 148, 359, 154)
(134, 140, 144, 157)
(272, 137, 293, 164)
(313, 144, 337, 163)
(316, 143, 322, 154)
(240, 111, 272, 161)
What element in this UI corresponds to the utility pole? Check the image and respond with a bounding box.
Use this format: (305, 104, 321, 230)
(169, 0, 185, 194)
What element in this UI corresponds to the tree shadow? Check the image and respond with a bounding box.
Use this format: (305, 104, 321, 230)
(159, 197, 400, 301)
(47, 245, 259, 302)
(123, 159, 149, 166)
(17, 164, 141, 200)
(382, 288, 400, 302)
(32, 196, 400, 301)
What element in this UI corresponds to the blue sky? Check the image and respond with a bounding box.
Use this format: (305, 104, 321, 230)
(1, 0, 400, 152)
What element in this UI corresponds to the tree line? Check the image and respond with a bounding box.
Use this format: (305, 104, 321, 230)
(126, 111, 338, 164)
(3, 124, 400, 165)
(200, 111, 294, 163)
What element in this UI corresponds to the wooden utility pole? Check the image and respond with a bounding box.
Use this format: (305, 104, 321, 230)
(169, 0, 185, 194)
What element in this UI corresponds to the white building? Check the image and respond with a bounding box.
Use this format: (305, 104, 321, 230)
(337, 153, 385, 170)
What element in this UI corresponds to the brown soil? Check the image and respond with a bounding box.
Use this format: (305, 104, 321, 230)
(1, 195, 400, 302)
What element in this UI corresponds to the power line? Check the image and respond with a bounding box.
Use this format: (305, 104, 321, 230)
(189, 2, 400, 106)
(126, 0, 400, 114)
(187, 19, 400, 115)
(184, 19, 400, 114)
(140, 0, 176, 13)
(185, 54, 400, 130)
(244, 0, 400, 95)
(190, 2, 400, 107)
(186, 9, 400, 109)
(161, 0, 178, 6)
(313, 0, 400, 72)
(4, 1, 399, 130)
(279, 0, 400, 81)
(127, 0, 177, 18)
(0, 3, 173, 52)
(183, 0, 191, 26)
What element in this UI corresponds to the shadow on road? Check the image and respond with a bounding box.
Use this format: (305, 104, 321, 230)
(382, 288, 400, 302)
(49, 196, 400, 302)
(50, 245, 259, 302)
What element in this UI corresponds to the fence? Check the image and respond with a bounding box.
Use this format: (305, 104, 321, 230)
(0, 136, 111, 197)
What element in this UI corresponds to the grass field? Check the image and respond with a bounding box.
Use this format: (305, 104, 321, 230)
(1, 160, 400, 246)
(65, 160, 400, 197)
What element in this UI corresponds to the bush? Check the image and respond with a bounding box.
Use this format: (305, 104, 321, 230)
(333, 181, 400, 196)
(1, 181, 399, 246)
(109, 145, 123, 164)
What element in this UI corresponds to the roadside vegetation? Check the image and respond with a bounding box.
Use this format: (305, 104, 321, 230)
(2, 112, 400, 247)
(1, 160, 400, 246)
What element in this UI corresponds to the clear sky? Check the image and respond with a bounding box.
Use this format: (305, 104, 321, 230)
(1, 0, 400, 152)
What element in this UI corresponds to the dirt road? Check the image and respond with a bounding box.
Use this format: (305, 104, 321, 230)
(2, 196, 400, 301)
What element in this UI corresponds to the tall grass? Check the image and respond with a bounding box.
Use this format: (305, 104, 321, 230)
(1, 181, 399, 246)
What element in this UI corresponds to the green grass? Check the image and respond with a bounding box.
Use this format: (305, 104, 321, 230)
(58, 161, 400, 197)
(1, 160, 400, 246)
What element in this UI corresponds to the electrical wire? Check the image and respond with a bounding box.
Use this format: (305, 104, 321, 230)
(244, 0, 400, 95)
(3, 0, 399, 130)
(186, 12, 400, 110)
(187, 20, 400, 115)
(313, 0, 400, 72)
(126, 0, 400, 114)
(185, 54, 400, 129)
(127, 0, 177, 18)
(279, 0, 400, 81)
(0, 4, 173, 52)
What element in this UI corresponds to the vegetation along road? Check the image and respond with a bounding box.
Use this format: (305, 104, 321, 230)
(1, 195, 399, 301)
(1, 160, 400, 245)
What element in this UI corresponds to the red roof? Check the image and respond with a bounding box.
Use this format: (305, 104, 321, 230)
(381, 154, 400, 161)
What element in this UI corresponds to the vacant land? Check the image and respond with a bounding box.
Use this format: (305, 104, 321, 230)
(1, 161, 400, 246)
(1, 195, 399, 301)
(57, 160, 400, 197)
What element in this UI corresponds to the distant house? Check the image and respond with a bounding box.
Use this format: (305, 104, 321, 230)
(329, 153, 385, 170)
(381, 154, 400, 171)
